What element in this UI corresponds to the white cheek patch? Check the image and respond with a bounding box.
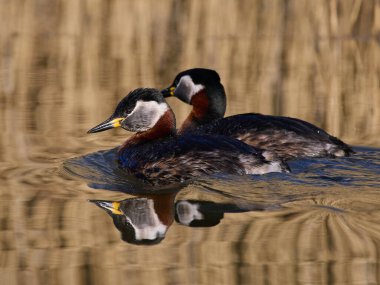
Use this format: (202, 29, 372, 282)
(128, 100, 169, 129)
(176, 75, 205, 102)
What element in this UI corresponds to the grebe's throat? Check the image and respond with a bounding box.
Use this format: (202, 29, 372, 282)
(179, 86, 226, 133)
(121, 109, 176, 149)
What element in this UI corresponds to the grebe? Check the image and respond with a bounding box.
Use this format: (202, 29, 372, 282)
(90, 193, 176, 245)
(88, 88, 289, 186)
(162, 68, 353, 160)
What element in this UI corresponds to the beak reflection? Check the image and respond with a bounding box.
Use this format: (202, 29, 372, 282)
(90, 200, 123, 215)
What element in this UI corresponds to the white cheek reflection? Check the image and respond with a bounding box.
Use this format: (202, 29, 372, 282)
(176, 201, 204, 226)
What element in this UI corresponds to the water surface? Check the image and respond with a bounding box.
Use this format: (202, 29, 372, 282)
(1, 1, 380, 284)
(1, 143, 379, 284)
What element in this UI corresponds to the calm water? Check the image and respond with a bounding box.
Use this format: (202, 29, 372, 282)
(2, 142, 380, 285)
(1, 131, 379, 285)
(1, 1, 380, 284)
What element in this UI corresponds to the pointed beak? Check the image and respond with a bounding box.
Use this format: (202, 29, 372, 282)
(87, 117, 124, 133)
(89, 200, 123, 215)
(161, 86, 175, 98)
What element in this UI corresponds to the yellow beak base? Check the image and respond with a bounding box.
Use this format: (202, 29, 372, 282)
(88, 117, 124, 133)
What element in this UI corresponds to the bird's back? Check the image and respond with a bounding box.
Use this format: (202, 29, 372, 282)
(193, 113, 353, 160)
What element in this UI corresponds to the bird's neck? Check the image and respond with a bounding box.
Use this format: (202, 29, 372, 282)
(120, 110, 176, 150)
(143, 192, 176, 226)
(179, 86, 226, 134)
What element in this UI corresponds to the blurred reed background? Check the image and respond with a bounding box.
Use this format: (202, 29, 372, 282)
(0, 1, 380, 285)
(1, 0, 379, 148)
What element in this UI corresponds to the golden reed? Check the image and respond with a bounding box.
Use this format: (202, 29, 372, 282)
(0, 0, 379, 146)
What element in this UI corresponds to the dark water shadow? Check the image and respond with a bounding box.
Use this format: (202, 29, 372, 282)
(62, 148, 187, 194)
(62, 146, 380, 199)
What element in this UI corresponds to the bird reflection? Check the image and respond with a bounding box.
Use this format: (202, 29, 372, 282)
(174, 200, 253, 227)
(90, 192, 176, 245)
(90, 192, 256, 245)
(175, 200, 223, 227)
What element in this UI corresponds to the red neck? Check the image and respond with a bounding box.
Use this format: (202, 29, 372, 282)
(179, 90, 210, 133)
(190, 89, 210, 118)
(120, 110, 176, 150)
